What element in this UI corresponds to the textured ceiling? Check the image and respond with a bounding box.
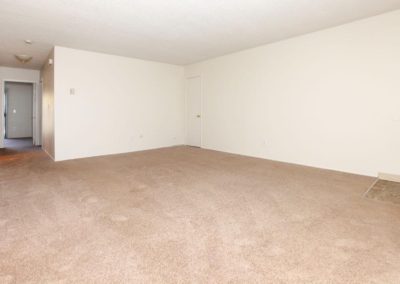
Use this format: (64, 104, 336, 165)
(1, 0, 400, 69)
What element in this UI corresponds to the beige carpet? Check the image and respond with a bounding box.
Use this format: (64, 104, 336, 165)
(1, 145, 400, 283)
(365, 179, 400, 205)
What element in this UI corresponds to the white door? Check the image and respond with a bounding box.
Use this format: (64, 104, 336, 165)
(186, 76, 202, 147)
(5, 82, 33, 139)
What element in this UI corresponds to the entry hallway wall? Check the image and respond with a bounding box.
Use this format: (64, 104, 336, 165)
(41, 50, 55, 159)
(185, 10, 400, 177)
(53, 47, 184, 161)
(0, 66, 41, 148)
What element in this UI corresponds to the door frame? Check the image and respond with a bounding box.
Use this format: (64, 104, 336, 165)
(185, 75, 203, 148)
(2, 79, 38, 145)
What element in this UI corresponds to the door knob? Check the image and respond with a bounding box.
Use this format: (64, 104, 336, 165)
(196, 114, 201, 118)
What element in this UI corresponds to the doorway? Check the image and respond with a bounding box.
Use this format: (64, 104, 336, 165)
(3, 82, 34, 148)
(186, 76, 202, 147)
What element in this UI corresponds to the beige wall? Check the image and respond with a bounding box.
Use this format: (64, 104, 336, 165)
(40, 50, 55, 159)
(0, 66, 41, 147)
(185, 10, 400, 177)
(53, 46, 184, 161)
(16, 10, 398, 177)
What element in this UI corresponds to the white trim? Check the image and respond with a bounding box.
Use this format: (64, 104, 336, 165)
(363, 178, 379, 198)
(378, 172, 400, 182)
(42, 147, 55, 161)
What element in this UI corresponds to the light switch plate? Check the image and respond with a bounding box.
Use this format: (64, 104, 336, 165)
(70, 88, 75, 95)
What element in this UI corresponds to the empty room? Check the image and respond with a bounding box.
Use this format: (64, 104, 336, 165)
(1, 0, 400, 283)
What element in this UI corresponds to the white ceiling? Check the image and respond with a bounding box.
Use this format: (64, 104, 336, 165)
(1, 0, 400, 69)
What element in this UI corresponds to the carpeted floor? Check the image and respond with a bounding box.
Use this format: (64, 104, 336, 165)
(1, 145, 400, 283)
(365, 179, 400, 205)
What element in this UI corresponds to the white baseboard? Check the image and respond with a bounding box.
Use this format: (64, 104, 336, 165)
(378, 172, 400, 182)
(42, 147, 55, 161)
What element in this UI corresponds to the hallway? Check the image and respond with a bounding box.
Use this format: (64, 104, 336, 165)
(0, 138, 40, 162)
(4, 138, 34, 149)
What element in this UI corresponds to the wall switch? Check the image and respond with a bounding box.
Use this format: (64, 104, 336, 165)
(69, 88, 75, 95)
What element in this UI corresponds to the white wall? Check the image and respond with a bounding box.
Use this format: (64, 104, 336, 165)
(0, 66, 41, 148)
(185, 10, 400, 177)
(53, 46, 184, 161)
